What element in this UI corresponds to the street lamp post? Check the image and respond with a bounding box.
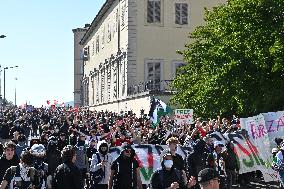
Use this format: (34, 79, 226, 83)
(14, 77, 17, 106)
(3, 66, 18, 106)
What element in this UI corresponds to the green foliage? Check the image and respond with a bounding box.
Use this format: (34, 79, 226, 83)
(172, 0, 284, 118)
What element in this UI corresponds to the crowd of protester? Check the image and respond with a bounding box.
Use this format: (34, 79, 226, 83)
(0, 106, 283, 189)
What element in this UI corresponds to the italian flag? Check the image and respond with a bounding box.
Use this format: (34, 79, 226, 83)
(148, 97, 173, 127)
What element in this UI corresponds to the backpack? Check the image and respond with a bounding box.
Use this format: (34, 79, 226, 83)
(157, 168, 182, 189)
(90, 153, 105, 184)
(10, 165, 36, 189)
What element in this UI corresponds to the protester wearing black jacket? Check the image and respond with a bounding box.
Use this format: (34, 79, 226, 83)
(53, 145, 83, 189)
(224, 141, 239, 189)
(187, 140, 212, 179)
(151, 153, 196, 189)
(109, 144, 143, 189)
(0, 142, 19, 183)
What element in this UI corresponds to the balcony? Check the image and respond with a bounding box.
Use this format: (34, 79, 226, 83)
(127, 80, 175, 96)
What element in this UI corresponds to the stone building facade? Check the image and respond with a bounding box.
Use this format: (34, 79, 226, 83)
(76, 0, 225, 114)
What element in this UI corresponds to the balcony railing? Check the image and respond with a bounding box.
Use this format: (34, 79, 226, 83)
(127, 80, 175, 96)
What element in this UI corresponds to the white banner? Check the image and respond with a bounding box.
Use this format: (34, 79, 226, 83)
(174, 109, 194, 125)
(240, 114, 277, 182)
(262, 111, 284, 148)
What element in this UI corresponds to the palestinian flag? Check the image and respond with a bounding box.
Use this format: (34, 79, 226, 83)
(148, 97, 173, 127)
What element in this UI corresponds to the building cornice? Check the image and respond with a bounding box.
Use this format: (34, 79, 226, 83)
(79, 0, 116, 45)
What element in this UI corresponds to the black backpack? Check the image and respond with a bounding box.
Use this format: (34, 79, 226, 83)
(90, 153, 105, 185)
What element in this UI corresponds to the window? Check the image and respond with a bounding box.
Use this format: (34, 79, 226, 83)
(175, 3, 188, 25)
(173, 61, 186, 77)
(121, 1, 126, 27)
(146, 61, 162, 90)
(92, 41, 95, 56)
(147, 0, 161, 23)
(101, 27, 105, 49)
(107, 23, 111, 42)
(115, 9, 119, 32)
(96, 35, 99, 53)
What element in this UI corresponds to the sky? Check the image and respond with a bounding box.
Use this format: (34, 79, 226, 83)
(0, 0, 106, 107)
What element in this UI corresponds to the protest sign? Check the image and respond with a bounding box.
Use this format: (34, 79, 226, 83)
(174, 109, 194, 125)
(262, 111, 284, 148)
(240, 114, 279, 182)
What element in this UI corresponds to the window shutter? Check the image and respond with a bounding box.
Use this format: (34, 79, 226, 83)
(175, 3, 181, 24)
(154, 1, 161, 23)
(147, 1, 154, 23)
(181, 3, 188, 24)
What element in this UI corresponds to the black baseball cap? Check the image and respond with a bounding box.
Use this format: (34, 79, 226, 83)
(198, 168, 219, 183)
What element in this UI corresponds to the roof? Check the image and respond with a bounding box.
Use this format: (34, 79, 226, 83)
(79, 0, 116, 45)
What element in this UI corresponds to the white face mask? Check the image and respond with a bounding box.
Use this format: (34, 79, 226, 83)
(164, 160, 173, 169)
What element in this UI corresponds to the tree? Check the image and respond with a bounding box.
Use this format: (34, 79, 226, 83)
(172, 0, 284, 118)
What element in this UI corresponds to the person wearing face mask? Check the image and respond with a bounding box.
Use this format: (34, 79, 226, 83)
(150, 153, 196, 189)
(90, 140, 113, 189)
(109, 144, 143, 189)
(0, 142, 19, 184)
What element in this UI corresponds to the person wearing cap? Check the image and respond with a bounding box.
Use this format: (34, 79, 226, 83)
(212, 141, 226, 189)
(198, 168, 220, 189)
(0, 141, 19, 183)
(151, 153, 196, 189)
(109, 144, 143, 189)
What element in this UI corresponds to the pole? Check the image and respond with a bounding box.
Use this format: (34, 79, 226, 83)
(14, 77, 17, 106)
(0, 65, 2, 100)
(14, 87, 16, 106)
(3, 68, 6, 106)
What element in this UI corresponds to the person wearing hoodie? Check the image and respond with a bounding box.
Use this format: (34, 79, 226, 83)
(90, 140, 113, 189)
(186, 139, 213, 180)
(46, 137, 61, 177)
(109, 144, 143, 189)
(151, 153, 196, 189)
